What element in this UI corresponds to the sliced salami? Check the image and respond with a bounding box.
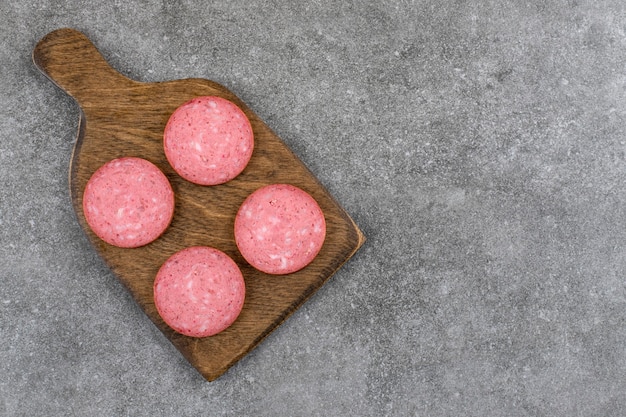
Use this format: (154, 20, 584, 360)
(163, 96, 254, 185)
(82, 157, 174, 248)
(153, 246, 246, 337)
(234, 184, 326, 275)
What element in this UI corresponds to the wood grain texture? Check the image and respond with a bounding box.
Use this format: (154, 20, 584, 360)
(33, 28, 365, 381)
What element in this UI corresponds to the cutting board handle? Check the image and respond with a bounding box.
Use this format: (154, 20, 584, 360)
(33, 28, 134, 104)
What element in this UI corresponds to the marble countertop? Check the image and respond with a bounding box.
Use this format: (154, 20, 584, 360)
(2, 1, 625, 416)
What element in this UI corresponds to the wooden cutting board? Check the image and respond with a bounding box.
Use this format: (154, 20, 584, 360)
(33, 28, 365, 381)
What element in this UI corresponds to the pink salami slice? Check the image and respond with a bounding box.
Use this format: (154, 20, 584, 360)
(234, 184, 326, 275)
(82, 157, 174, 248)
(163, 96, 254, 185)
(154, 246, 246, 337)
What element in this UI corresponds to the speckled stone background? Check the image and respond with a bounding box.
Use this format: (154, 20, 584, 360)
(2, 1, 626, 416)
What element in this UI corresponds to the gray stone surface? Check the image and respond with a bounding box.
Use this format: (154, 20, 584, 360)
(1, 0, 626, 415)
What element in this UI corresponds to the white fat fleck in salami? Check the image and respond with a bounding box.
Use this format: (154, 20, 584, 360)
(153, 246, 246, 338)
(82, 157, 174, 248)
(234, 184, 326, 275)
(163, 96, 254, 185)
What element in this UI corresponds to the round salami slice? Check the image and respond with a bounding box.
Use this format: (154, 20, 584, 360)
(82, 157, 174, 248)
(234, 184, 326, 275)
(163, 96, 254, 185)
(154, 246, 246, 338)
